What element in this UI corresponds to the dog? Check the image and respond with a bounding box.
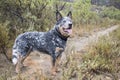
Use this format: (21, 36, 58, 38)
(12, 11, 72, 75)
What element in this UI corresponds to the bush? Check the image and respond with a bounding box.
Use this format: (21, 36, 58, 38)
(0, 23, 9, 51)
(73, 0, 99, 25)
(0, 23, 11, 60)
(0, 0, 55, 32)
(100, 6, 120, 20)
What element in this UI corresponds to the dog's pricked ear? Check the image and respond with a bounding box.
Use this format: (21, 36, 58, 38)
(56, 11, 62, 21)
(67, 11, 72, 19)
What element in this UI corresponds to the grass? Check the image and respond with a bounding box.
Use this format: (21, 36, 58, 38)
(73, 19, 120, 37)
(78, 26, 120, 79)
(82, 37, 117, 72)
(61, 26, 120, 80)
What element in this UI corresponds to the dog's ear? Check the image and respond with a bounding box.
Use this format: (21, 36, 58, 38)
(67, 11, 72, 19)
(56, 11, 62, 21)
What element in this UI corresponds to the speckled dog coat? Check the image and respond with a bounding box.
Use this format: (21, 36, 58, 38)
(12, 28, 67, 64)
(12, 11, 72, 66)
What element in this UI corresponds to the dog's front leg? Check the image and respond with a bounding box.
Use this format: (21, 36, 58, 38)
(51, 47, 63, 75)
(51, 55, 57, 75)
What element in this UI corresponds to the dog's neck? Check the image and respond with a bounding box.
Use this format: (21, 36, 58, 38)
(53, 27, 68, 41)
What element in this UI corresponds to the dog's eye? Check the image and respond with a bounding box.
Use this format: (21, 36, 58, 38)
(63, 21, 66, 23)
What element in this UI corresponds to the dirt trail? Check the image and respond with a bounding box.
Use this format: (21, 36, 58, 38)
(67, 25, 119, 52)
(9, 25, 119, 79)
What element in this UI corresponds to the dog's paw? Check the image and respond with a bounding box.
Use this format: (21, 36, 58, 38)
(55, 68, 61, 73)
(52, 71, 57, 76)
(15, 68, 21, 74)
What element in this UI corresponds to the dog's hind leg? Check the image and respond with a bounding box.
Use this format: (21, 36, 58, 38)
(56, 54, 62, 72)
(21, 46, 32, 67)
(15, 54, 23, 73)
(15, 47, 32, 73)
(55, 47, 63, 72)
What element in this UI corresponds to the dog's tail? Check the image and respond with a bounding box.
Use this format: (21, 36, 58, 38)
(12, 44, 19, 65)
(12, 49, 19, 65)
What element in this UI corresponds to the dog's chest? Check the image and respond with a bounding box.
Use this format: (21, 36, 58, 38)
(46, 34, 66, 49)
(52, 37, 63, 46)
(46, 35, 66, 54)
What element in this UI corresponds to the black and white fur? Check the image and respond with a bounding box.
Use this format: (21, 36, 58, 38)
(12, 11, 72, 75)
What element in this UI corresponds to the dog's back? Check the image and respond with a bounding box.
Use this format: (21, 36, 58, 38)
(12, 30, 67, 65)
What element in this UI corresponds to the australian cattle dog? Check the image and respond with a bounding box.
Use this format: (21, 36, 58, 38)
(12, 11, 72, 75)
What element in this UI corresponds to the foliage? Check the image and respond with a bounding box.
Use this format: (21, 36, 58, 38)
(73, 0, 99, 25)
(0, 0, 120, 79)
(0, 0, 55, 32)
(100, 6, 120, 20)
(0, 23, 9, 53)
(0, 0, 119, 39)
(0, 23, 11, 61)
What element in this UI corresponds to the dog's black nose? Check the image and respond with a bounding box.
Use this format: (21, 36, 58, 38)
(68, 24, 72, 29)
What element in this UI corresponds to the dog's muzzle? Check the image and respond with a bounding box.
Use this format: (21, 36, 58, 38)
(64, 24, 72, 35)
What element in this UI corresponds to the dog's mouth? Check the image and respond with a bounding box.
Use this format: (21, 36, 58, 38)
(63, 24, 72, 35)
(58, 25, 72, 37)
(63, 28, 72, 35)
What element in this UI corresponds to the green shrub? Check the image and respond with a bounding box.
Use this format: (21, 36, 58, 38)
(73, 0, 98, 25)
(100, 6, 120, 20)
(0, 0, 55, 32)
(0, 23, 9, 54)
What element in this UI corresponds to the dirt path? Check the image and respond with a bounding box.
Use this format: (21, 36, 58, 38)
(9, 25, 119, 80)
(67, 25, 119, 52)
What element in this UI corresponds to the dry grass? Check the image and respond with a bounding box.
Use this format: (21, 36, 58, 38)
(78, 26, 120, 79)
(73, 19, 120, 37)
(60, 26, 120, 80)
(0, 25, 120, 80)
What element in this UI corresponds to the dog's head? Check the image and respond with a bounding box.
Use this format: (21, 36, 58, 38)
(55, 11, 72, 37)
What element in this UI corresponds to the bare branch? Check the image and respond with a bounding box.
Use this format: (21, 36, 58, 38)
(56, 4, 59, 11)
(55, 3, 66, 12)
(59, 3, 66, 11)
(40, 2, 48, 12)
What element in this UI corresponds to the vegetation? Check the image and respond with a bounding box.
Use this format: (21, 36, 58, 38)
(100, 6, 120, 20)
(0, 0, 120, 79)
(81, 27, 120, 79)
(60, 27, 120, 80)
(0, 0, 120, 50)
(0, 23, 11, 60)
